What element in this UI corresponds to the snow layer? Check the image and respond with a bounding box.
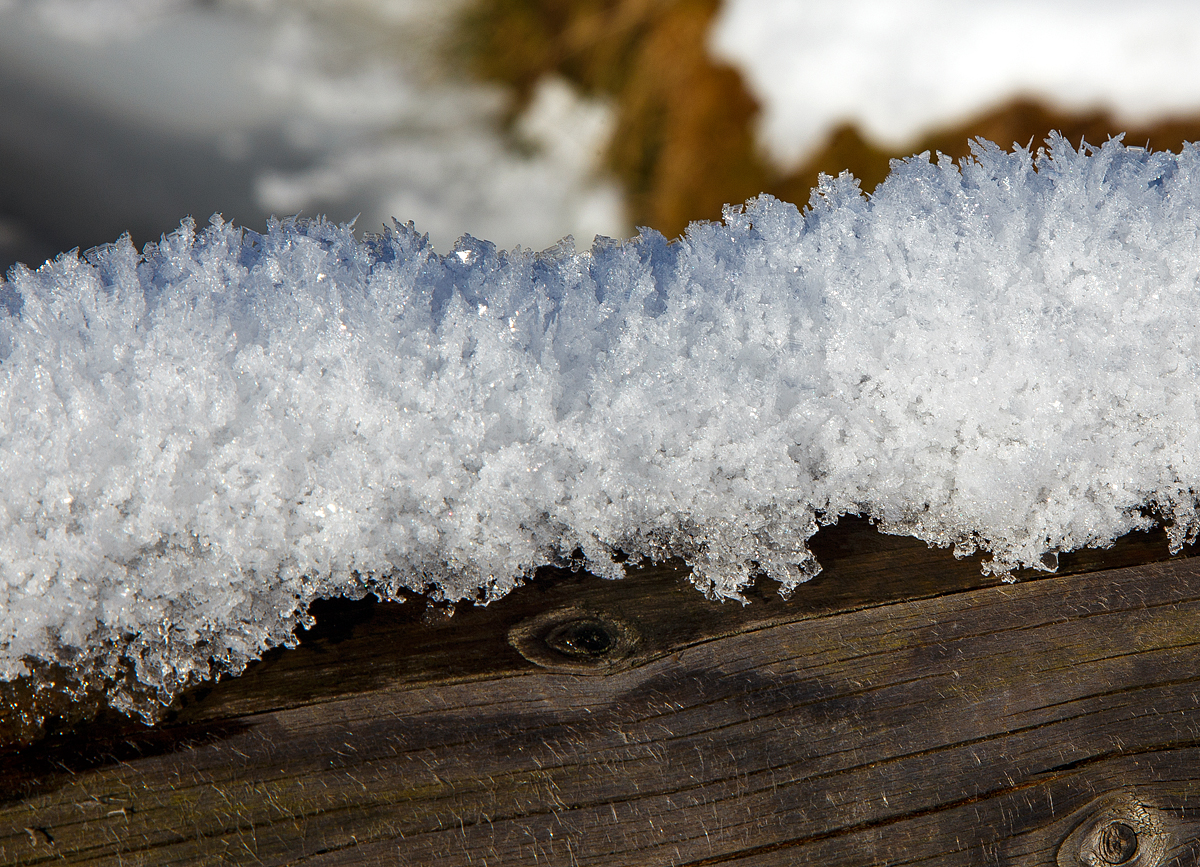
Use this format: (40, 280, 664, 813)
(711, 0, 1200, 169)
(3, 136, 1200, 710)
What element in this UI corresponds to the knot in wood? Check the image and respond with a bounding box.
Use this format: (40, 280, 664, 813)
(545, 619, 617, 657)
(1085, 821, 1138, 865)
(508, 606, 641, 674)
(1058, 795, 1171, 867)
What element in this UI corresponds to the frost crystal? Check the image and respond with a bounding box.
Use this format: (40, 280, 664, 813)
(2, 135, 1199, 711)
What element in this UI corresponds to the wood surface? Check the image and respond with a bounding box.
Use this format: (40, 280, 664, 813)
(0, 519, 1198, 865)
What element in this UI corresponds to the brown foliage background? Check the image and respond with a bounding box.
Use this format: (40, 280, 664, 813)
(460, 0, 1200, 239)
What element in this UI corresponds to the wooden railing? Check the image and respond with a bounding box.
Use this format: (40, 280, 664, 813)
(1, 517, 1198, 864)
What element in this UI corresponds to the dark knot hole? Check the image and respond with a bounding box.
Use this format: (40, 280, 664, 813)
(547, 619, 617, 658)
(1097, 822, 1137, 865)
(509, 607, 639, 673)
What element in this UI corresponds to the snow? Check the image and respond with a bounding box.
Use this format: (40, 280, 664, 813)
(2, 136, 1199, 713)
(711, 0, 1200, 169)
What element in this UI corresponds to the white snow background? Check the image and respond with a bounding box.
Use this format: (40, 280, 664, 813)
(10, 0, 1200, 267)
(712, 0, 1200, 170)
(0, 0, 625, 258)
(4, 137, 1200, 713)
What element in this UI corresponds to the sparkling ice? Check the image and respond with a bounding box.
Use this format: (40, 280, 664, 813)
(2, 136, 1199, 711)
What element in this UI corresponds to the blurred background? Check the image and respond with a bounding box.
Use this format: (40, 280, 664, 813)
(4, 0, 1200, 276)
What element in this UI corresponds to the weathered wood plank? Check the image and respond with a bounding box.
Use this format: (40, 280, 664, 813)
(1, 530, 1199, 865)
(153, 518, 1200, 725)
(0, 517, 1179, 745)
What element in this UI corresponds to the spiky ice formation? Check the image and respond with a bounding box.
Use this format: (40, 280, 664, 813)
(2, 134, 1199, 713)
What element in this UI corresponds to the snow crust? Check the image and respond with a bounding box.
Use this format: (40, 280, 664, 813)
(711, 0, 1200, 169)
(3, 136, 1200, 710)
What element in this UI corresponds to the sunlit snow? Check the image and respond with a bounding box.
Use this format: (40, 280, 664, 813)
(2, 137, 1199, 713)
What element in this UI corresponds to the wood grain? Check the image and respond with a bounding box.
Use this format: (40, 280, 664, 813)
(0, 520, 1198, 864)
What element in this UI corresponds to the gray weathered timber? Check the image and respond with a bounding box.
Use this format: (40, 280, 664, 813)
(0, 523, 1199, 865)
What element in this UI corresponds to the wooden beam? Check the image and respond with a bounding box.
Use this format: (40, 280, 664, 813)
(1, 521, 1198, 864)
